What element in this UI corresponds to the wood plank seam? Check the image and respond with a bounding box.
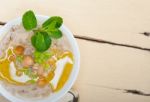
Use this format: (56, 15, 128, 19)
(85, 84, 150, 96)
(1, 22, 150, 52)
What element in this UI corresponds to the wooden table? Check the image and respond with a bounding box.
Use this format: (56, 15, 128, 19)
(0, 0, 150, 101)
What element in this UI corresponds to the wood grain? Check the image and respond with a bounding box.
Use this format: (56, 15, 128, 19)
(0, 0, 150, 102)
(1, 21, 150, 52)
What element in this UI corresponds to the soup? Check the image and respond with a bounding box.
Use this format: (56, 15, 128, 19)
(0, 11, 74, 99)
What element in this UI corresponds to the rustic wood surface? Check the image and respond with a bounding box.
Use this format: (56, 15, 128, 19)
(0, 0, 150, 102)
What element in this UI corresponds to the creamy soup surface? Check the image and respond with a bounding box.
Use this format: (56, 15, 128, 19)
(0, 25, 74, 99)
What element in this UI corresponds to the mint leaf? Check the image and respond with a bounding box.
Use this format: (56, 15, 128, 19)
(31, 32, 51, 52)
(42, 16, 63, 39)
(31, 33, 36, 47)
(42, 16, 63, 28)
(22, 10, 37, 30)
(47, 29, 62, 39)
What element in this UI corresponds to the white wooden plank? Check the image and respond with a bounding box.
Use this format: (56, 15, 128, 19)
(74, 84, 150, 102)
(0, 0, 150, 47)
(75, 39, 150, 91)
(73, 39, 150, 101)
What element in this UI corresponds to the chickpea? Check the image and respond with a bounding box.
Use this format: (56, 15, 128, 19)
(8, 55, 16, 62)
(22, 55, 34, 67)
(16, 70, 23, 76)
(47, 71, 54, 81)
(37, 66, 44, 76)
(14, 45, 25, 55)
(37, 76, 48, 88)
(32, 64, 39, 70)
(32, 69, 38, 75)
(48, 58, 56, 66)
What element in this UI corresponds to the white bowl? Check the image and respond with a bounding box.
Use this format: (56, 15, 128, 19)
(0, 15, 80, 102)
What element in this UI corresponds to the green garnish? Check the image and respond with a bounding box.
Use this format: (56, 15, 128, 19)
(26, 79, 36, 84)
(21, 68, 38, 79)
(30, 73, 38, 79)
(21, 68, 31, 76)
(42, 16, 63, 28)
(16, 55, 23, 63)
(22, 10, 63, 52)
(22, 10, 37, 30)
(43, 63, 50, 71)
(31, 32, 51, 52)
(34, 51, 52, 64)
(47, 29, 62, 39)
(21, 68, 37, 84)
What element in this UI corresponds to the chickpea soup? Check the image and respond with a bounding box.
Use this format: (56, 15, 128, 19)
(0, 10, 74, 99)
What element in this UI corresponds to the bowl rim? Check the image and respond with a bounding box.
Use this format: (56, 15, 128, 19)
(0, 15, 80, 102)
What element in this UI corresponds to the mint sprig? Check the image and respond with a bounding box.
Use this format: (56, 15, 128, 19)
(22, 10, 63, 52)
(22, 10, 37, 30)
(42, 16, 63, 28)
(42, 16, 63, 39)
(31, 32, 51, 52)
